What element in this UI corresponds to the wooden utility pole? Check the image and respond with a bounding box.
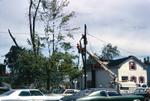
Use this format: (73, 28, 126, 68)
(83, 24, 87, 89)
(77, 24, 88, 89)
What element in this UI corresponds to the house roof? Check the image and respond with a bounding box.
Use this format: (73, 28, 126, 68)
(107, 55, 146, 68)
(86, 55, 146, 70)
(107, 57, 129, 67)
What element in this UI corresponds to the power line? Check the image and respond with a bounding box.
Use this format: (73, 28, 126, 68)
(87, 33, 137, 56)
(0, 31, 147, 58)
(87, 33, 109, 44)
(76, 32, 138, 57)
(0, 31, 27, 35)
(0, 31, 45, 35)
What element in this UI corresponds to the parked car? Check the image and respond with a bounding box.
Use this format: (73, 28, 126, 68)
(134, 87, 148, 97)
(0, 89, 64, 101)
(76, 89, 144, 101)
(134, 87, 150, 101)
(50, 88, 80, 99)
(63, 89, 80, 96)
(60, 88, 108, 101)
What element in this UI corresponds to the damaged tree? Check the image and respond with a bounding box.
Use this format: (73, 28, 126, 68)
(28, 0, 42, 56)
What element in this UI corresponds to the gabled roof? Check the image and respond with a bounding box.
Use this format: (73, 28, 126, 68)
(107, 57, 129, 67)
(107, 55, 146, 68)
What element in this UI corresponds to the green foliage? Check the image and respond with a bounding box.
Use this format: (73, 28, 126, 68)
(40, 0, 76, 52)
(4, 46, 23, 74)
(5, 47, 46, 88)
(4, 45, 43, 88)
(39, 0, 79, 90)
(4, 0, 80, 90)
(4, 48, 80, 89)
(101, 43, 120, 60)
(45, 51, 80, 88)
(86, 44, 120, 67)
(27, 33, 43, 56)
(61, 42, 72, 51)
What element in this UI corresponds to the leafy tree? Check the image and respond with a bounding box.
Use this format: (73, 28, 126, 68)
(42, 48, 80, 89)
(4, 46, 23, 84)
(39, 0, 79, 90)
(50, 51, 80, 87)
(101, 43, 120, 60)
(0, 64, 7, 83)
(86, 43, 120, 64)
(4, 46, 46, 88)
(13, 50, 45, 88)
(40, 0, 76, 54)
(4, 0, 80, 90)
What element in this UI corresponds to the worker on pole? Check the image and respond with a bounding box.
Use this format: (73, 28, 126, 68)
(77, 24, 88, 89)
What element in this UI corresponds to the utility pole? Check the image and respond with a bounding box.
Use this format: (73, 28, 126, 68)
(83, 24, 87, 89)
(77, 24, 88, 89)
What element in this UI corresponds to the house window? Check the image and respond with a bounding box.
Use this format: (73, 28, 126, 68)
(139, 76, 145, 83)
(122, 76, 128, 82)
(129, 61, 136, 70)
(130, 76, 137, 83)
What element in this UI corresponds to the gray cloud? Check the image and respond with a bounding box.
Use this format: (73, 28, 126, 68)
(0, 0, 29, 32)
(0, 0, 150, 63)
(69, 0, 150, 56)
(0, 0, 30, 62)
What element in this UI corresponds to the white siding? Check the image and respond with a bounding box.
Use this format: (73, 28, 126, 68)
(118, 59, 147, 84)
(85, 57, 147, 89)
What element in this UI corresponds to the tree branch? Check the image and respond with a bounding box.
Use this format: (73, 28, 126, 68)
(33, 0, 42, 34)
(8, 29, 20, 48)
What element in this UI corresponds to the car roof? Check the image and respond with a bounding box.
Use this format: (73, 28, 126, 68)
(6, 89, 42, 93)
(87, 88, 116, 91)
(11, 89, 40, 90)
(65, 89, 80, 91)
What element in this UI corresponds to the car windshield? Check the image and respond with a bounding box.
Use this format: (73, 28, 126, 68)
(89, 90, 109, 97)
(88, 91, 101, 96)
(64, 90, 74, 94)
(79, 89, 94, 96)
(0, 90, 15, 96)
(108, 91, 121, 96)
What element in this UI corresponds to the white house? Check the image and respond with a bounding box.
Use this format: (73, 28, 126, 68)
(86, 56, 147, 89)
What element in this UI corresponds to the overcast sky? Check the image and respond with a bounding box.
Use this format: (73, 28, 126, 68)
(0, 0, 150, 63)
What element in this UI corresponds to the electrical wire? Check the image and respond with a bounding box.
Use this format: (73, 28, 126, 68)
(0, 31, 45, 36)
(77, 32, 146, 58)
(0, 31, 148, 58)
(87, 33, 137, 56)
